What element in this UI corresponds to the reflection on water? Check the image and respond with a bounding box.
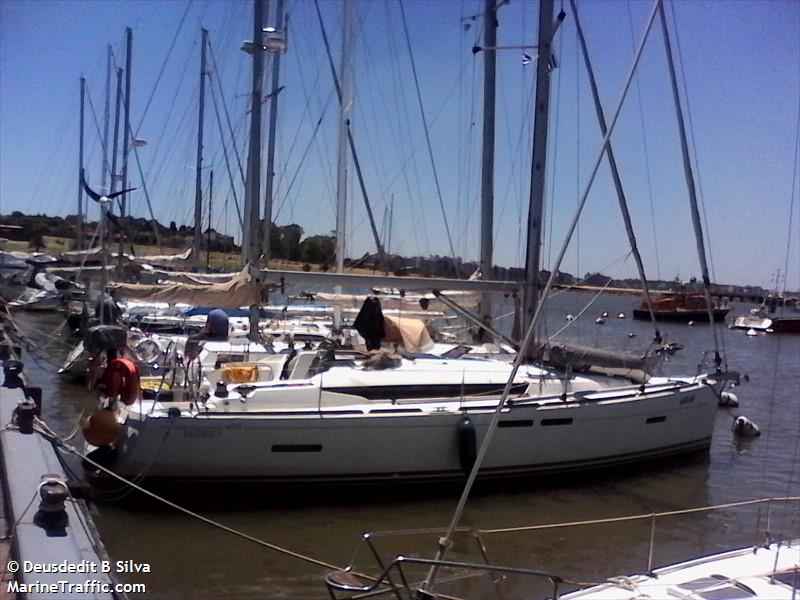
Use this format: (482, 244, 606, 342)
(10, 291, 800, 599)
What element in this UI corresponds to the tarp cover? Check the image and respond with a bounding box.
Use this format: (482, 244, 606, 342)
(109, 268, 259, 308)
(133, 247, 194, 268)
(59, 246, 104, 264)
(384, 315, 434, 354)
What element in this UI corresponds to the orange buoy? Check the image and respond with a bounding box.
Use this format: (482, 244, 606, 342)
(82, 410, 122, 446)
(103, 358, 140, 406)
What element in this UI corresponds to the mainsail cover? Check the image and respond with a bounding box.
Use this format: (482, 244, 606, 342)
(538, 341, 655, 382)
(59, 247, 194, 268)
(109, 268, 259, 308)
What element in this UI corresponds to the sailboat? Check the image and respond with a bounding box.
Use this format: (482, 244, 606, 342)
(81, 0, 737, 487)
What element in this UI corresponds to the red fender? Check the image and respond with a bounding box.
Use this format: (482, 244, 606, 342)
(103, 358, 140, 406)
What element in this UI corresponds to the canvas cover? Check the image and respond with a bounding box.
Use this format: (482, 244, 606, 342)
(59, 247, 193, 269)
(109, 268, 259, 308)
(383, 315, 434, 354)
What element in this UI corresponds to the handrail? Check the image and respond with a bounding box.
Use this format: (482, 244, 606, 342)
(329, 496, 800, 599)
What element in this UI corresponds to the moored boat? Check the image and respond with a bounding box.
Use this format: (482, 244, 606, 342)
(633, 293, 730, 323)
(559, 540, 800, 599)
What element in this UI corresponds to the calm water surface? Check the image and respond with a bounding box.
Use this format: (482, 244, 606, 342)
(13, 291, 800, 599)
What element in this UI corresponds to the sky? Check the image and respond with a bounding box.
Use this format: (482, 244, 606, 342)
(0, 0, 798, 290)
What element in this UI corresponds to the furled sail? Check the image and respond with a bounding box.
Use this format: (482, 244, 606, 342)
(538, 341, 655, 383)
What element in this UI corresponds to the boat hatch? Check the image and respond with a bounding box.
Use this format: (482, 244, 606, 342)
(674, 574, 756, 599)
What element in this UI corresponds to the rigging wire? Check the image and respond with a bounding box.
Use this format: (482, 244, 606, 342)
(381, 1, 429, 254)
(547, 262, 623, 340)
(208, 43, 246, 186)
(398, 0, 461, 274)
(85, 87, 113, 184)
(785, 64, 800, 298)
(133, 0, 194, 137)
(30, 419, 348, 573)
(574, 12, 581, 287)
(273, 113, 330, 222)
(779, 27, 800, 531)
(626, 0, 662, 281)
(494, 10, 528, 253)
(290, 6, 337, 219)
(137, 34, 195, 217)
(207, 66, 244, 229)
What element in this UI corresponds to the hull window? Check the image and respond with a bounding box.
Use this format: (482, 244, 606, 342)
(498, 420, 534, 428)
(540, 418, 573, 426)
(271, 444, 323, 453)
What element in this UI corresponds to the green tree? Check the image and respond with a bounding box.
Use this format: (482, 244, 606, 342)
(299, 235, 335, 264)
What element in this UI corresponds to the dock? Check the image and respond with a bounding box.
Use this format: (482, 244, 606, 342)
(0, 324, 119, 599)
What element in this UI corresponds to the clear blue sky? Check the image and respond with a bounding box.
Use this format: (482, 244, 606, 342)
(1, 0, 798, 290)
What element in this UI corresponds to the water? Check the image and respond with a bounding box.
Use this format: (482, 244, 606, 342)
(11, 291, 800, 599)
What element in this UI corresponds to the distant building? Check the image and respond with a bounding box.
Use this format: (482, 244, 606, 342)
(0, 224, 26, 242)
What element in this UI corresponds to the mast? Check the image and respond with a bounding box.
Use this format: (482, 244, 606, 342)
(194, 28, 209, 264)
(243, 0, 267, 340)
(77, 77, 85, 251)
(335, 0, 354, 276)
(105, 67, 123, 294)
(110, 68, 123, 196)
(478, 0, 498, 342)
(101, 45, 111, 193)
(242, 0, 266, 266)
(262, 0, 286, 266)
(521, 0, 557, 358)
(121, 27, 132, 217)
(313, 0, 385, 269)
(334, 0, 354, 328)
(207, 169, 213, 270)
(658, 1, 722, 362)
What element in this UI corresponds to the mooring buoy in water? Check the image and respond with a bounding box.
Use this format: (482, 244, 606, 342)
(732, 415, 760, 437)
(719, 391, 739, 407)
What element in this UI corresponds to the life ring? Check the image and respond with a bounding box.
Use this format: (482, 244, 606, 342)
(103, 358, 140, 406)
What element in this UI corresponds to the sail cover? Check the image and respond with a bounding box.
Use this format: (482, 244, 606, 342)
(60, 246, 104, 264)
(59, 247, 194, 269)
(109, 268, 259, 308)
(539, 341, 655, 381)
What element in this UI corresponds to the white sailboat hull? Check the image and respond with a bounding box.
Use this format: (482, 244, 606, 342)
(109, 380, 717, 483)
